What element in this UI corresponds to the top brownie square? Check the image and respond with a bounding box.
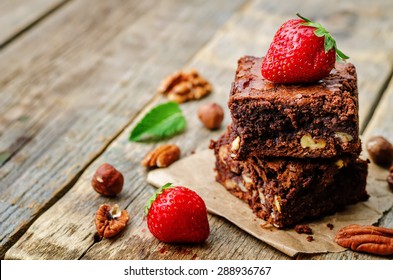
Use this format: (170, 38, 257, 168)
(228, 56, 361, 159)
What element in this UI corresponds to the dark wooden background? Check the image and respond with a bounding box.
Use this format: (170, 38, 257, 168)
(0, 0, 392, 259)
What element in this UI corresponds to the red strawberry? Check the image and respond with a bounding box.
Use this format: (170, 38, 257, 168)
(261, 13, 349, 84)
(145, 183, 210, 243)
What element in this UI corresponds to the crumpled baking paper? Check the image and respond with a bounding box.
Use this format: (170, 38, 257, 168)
(147, 149, 393, 257)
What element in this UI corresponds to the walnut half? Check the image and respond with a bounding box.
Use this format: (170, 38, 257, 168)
(158, 69, 212, 103)
(95, 204, 129, 239)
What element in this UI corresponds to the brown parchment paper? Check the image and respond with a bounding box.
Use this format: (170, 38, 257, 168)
(147, 149, 393, 257)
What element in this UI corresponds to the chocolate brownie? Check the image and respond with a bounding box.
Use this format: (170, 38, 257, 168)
(228, 56, 361, 160)
(210, 128, 369, 229)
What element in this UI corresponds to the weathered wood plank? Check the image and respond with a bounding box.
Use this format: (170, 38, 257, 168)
(0, 0, 68, 47)
(0, 0, 247, 259)
(4, 0, 393, 260)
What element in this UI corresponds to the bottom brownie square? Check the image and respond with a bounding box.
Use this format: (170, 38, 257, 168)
(210, 128, 369, 229)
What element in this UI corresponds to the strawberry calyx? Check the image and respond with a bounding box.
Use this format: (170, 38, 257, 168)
(296, 13, 349, 62)
(144, 182, 173, 216)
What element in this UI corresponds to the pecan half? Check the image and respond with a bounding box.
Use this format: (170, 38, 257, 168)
(142, 144, 180, 168)
(95, 204, 129, 238)
(158, 69, 212, 103)
(335, 224, 393, 256)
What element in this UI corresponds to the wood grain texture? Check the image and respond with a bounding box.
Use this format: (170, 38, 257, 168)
(0, 0, 68, 47)
(0, 0, 246, 258)
(3, 0, 393, 260)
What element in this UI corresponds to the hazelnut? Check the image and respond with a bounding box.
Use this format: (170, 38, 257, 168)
(366, 136, 393, 168)
(197, 103, 224, 130)
(91, 163, 124, 196)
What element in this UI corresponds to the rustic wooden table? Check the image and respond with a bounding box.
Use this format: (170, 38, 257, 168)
(1, 0, 392, 260)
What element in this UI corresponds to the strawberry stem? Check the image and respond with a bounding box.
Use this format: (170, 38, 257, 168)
(296, 13, 349, 62)
(144, 182, 173, 216)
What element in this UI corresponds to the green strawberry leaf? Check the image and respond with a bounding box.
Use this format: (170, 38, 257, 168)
(144, 183, 173, 216)
(130, 102, 186, 142)
(296, 13, 349, 62)
(314, 28, 326, 37)
(335, 48, 350, 62)
(324, 35, 335, 52)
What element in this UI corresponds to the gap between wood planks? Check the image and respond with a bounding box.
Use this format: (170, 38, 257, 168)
(0, 0, 72, 50)
(75, 0, 254, 260)
(360, 65, 393, 134)
(1, 0, 250, 260)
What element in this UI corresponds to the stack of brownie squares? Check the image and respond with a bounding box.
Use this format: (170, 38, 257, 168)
(210, 56, 369, 228)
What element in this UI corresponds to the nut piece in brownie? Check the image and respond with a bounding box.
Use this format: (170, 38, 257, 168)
(210, 128, 369, 229)
(228, 56, 361, 160)
(209, 129, 253, 204)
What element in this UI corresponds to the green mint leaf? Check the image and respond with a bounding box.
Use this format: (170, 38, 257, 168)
(130, 102, 186, 142)
(144, 183, 173, 216)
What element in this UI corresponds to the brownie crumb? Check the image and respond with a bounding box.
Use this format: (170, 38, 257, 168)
(295, 225, 313, 234)
(306, 236, 314, 242)
(327, 223, 334, 230)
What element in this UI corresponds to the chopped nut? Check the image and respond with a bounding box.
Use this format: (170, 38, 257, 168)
(91, 163, 124, 196)
(327, 223, 334, 230)
(224, 179, 237, 190)
(258, 189, 266, 204)
(366, 136, 393, 168)
(158, 69, 212, 103)
(237, 181, 248, 192)
(142, 144, 181, 168)
(295, 225, 313, 234)
(335, 159, 344, 169)
(231, 136, 240, 152)
(95, 204, 129, 238)
(274, 195, 281, 214)
(335, 224, 393, 256)
(306, 236, 315, 242)
(300, 134, 326, 149)
(218, 146, 229, 166)
(334, 132, 353, 142)
(197, 103, 224, 130)
(242, 174, 253, 184)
